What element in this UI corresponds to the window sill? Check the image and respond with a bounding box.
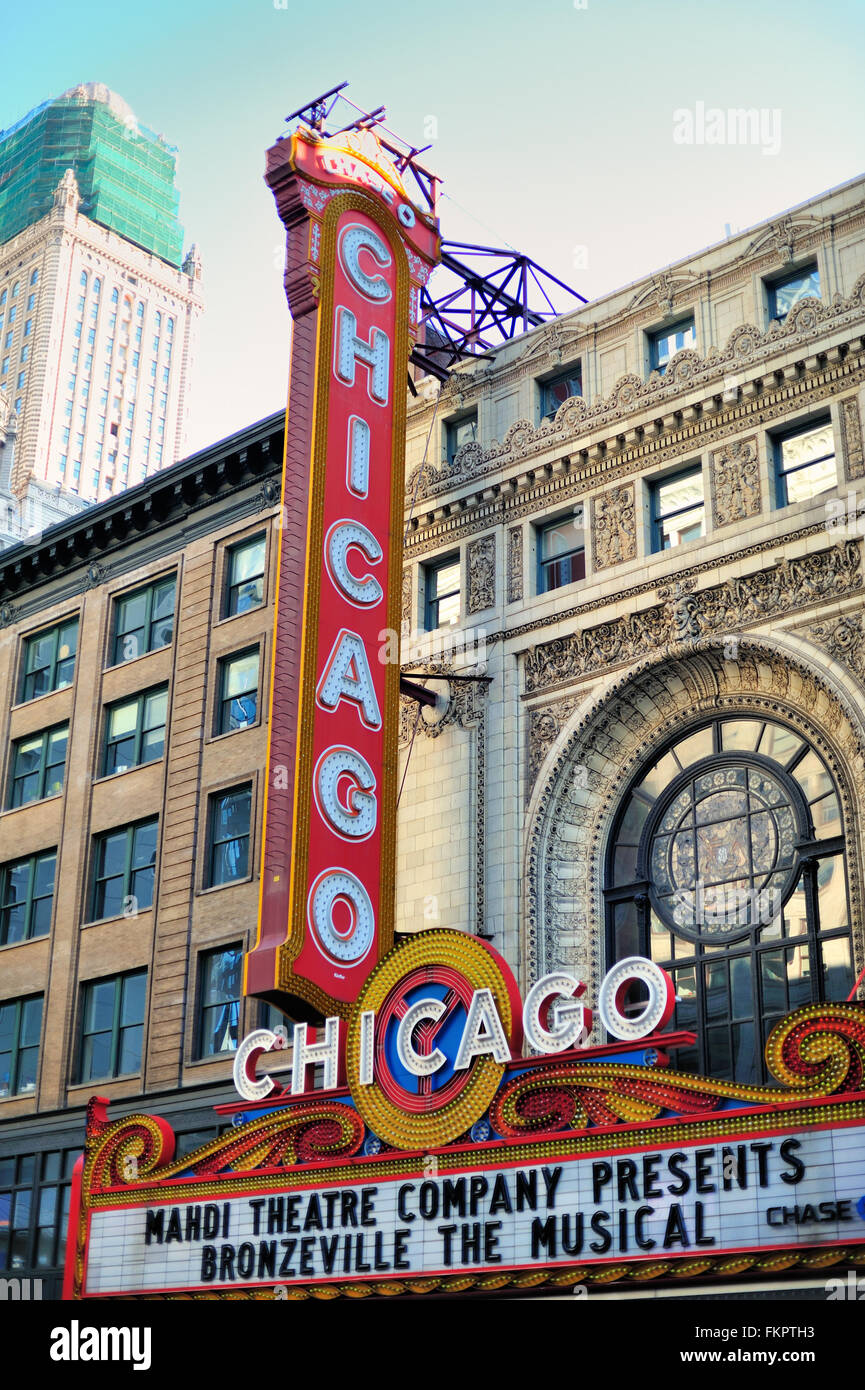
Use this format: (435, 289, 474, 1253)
(0, 932, 50, 953)
(650, 533, 709, 558)
(92, 760, 164, 786)
(206, 721, 262, 745)
(103, 643, 172, 674)
(195, 876, 254, 898)
(214, 606, 266, 630)
(81, 908, 154, 929)
(11, 684, 75, 713)
(186, 1052, 237, 1069)
(67, 1075, 142, 1094)
(537, 579, 586, 599)
(0, 792, 64, 817)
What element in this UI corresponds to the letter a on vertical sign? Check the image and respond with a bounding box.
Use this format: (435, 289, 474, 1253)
(245, 127, 440, 1018)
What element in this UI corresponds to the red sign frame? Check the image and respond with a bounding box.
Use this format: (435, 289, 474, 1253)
(245, 129, 440, 1018)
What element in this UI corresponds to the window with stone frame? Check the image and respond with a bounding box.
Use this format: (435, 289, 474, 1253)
(604, 715, 852, 1083)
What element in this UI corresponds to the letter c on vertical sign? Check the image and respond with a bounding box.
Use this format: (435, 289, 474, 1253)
(338, 224, 393, 302)
(324, 520, 383, 607)
(314, 745, 377, 841)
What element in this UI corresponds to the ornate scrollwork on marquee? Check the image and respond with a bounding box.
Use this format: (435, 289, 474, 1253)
(82, 1095, 365, 1190)
(490, 1002, 865, 1139)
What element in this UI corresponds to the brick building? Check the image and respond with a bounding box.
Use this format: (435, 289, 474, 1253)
(1, 171, 864, 1298)
(0, 414, 283, 1294)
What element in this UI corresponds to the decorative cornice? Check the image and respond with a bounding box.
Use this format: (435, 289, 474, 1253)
(405, 282, 865, 504)
(404, 195, 865, 422)
(402, 347, 865, 562)
(0, 413, 284, 602)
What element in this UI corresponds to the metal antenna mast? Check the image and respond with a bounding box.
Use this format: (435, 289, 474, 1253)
(281, 84, 588, 383)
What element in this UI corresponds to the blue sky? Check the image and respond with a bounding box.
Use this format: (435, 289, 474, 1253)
(3, 0, 864, 453)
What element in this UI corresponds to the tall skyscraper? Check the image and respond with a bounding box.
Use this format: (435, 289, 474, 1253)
(0, 83, 203, 523)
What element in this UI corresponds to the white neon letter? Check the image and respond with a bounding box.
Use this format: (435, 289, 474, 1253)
(358, 1009, 376, 1086)
(523, 973, 592, 1053)
(397, 998, 447, 1077)
(325, 520, 383, 607)
(339, 224, 392, 302)
(454, 989, 512, 1069)
(232, 1029, 283, 1102)
(291, 1016, 344, 1094)
(316, 628, 381, 729)
(308, 868, 376, 964)
(597, 957, 676, 1041)
(335, 307, 390, 405)
(347, 415, 370, 497)
(314, 745, 377, 840)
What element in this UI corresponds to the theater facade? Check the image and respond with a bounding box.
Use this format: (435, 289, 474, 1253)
(3, 132, 865, 1300)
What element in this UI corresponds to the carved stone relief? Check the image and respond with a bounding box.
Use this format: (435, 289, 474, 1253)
(808, 612, 865, 684)
(507, 526, 523, 604)
(710, 436, 761, 527)
(467, 533, 495, 615)
(841, 396, 864, 481)
(401, 567, 412, 636)
(591, 483, 637, 570)
(526, 696, 581, 800)
(524, 540, 862, 693)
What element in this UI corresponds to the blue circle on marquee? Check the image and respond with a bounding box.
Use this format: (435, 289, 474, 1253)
(382, 979, 470, 1096)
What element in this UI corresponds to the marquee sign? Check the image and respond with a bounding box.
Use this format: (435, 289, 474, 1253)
(64, 930, 865, 1300)
(245, 125, 440, 1018)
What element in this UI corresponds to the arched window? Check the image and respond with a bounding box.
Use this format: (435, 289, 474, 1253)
(604, 715, 853, 1082)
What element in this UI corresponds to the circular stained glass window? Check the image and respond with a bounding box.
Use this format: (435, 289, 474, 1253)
(645, 755, 805, 944)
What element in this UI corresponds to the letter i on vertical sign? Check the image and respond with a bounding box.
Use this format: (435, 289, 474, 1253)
(245, 127, 441, 1020)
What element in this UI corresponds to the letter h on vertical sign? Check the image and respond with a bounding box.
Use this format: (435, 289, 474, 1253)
(245, 128, 441, 1020)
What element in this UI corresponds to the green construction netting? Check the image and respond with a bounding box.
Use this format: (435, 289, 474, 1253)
(0, 97, 184, 267)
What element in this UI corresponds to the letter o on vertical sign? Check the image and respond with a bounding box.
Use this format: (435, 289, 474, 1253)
(308, 868, 376, 965)
(597, 956, 676, 1041)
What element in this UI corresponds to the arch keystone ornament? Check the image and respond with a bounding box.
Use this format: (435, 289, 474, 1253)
(245, 125, 440, 1019)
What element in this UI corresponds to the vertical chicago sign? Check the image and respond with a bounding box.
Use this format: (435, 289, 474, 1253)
(245, 127, 441, 1019)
